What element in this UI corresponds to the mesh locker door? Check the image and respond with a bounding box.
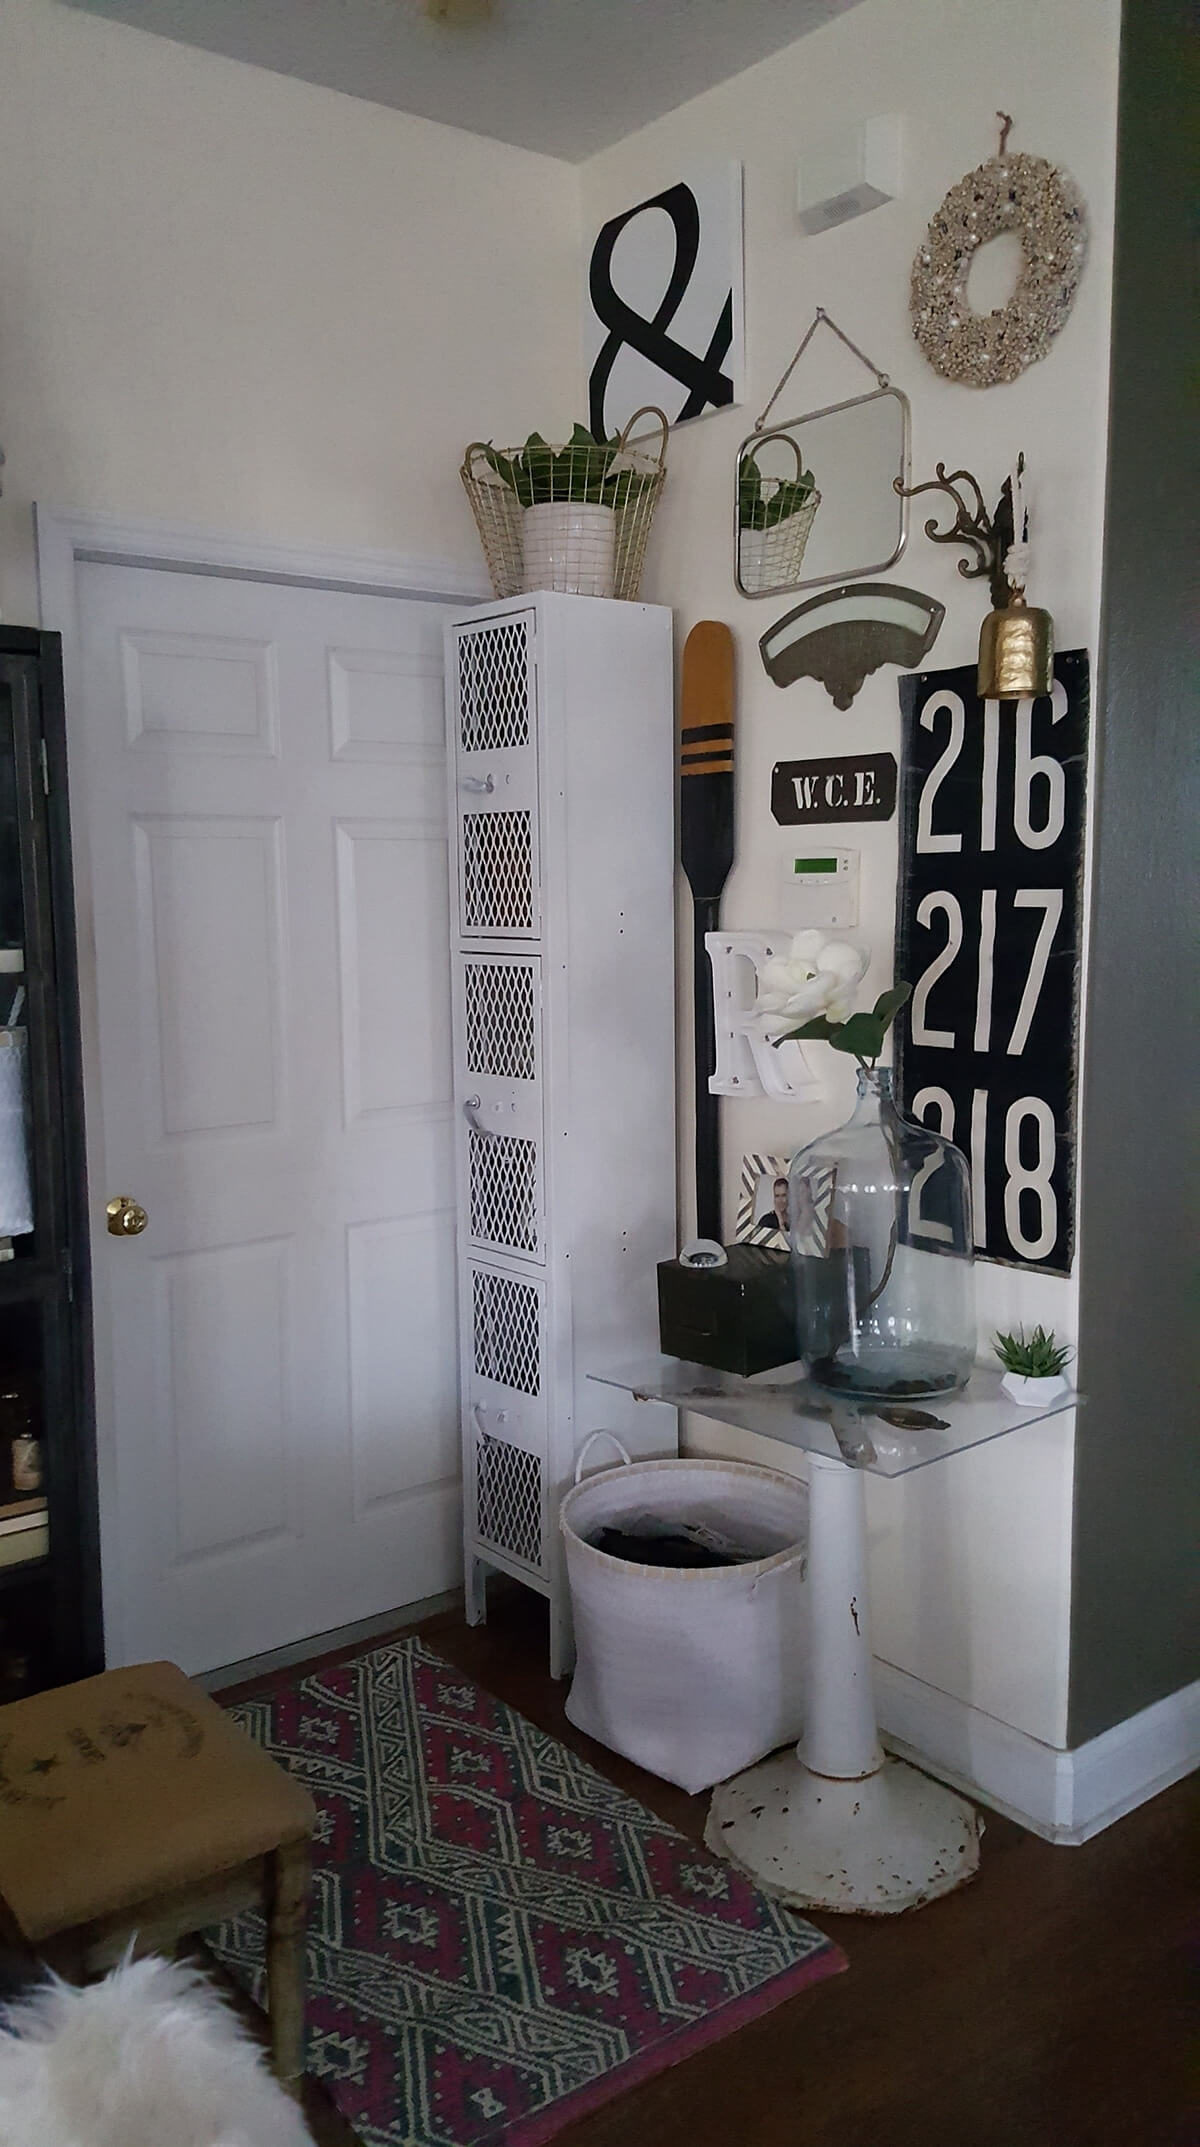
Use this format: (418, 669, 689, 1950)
(473, 1422, 544, 1574)
(467, 1263, 547, 1577)
(453, 612, 540, 940)
(472, 1263, 543, 1398)
(456, 951, 545, 1265)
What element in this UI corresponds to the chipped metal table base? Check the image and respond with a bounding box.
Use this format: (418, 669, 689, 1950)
(705, 1447, 982, 1914)
(706, 1754, 982, 1915)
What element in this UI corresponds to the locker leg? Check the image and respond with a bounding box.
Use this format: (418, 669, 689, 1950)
(548, 1587, 574, 1683)
(466, 1556, 488, 1628)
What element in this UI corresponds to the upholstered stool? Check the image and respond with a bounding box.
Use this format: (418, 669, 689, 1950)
(0, 1660, 315, 2095)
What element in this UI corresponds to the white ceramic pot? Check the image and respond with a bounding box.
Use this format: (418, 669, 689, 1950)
(522, 501, 616, 599)
(1001, 1370, 1068, 1407)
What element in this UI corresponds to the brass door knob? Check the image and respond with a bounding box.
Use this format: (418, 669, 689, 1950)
(106, 1196, 148, 1237)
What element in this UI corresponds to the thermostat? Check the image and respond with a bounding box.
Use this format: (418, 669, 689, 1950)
(779, 848, 859, 929)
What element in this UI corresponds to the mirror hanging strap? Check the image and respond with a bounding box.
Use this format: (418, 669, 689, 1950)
(754, 308, 891, 435)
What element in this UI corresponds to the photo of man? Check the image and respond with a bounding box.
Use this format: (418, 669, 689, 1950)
(743, 1159, 792, 1250)
(738, 1152, 834, 1256)
(752, 1173, 790, 1239)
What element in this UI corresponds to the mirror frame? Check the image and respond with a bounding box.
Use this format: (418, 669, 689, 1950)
(734, 384, 912, 600)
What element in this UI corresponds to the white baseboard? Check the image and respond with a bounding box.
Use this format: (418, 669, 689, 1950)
(198, 1588, 462, 1696)
(875, 1659, 1199, 1844)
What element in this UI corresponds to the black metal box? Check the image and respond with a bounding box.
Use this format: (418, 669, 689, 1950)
(657, 1244, 798, 1377)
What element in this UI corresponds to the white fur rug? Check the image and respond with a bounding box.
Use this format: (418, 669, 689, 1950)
(0, 1954, 314, 2147)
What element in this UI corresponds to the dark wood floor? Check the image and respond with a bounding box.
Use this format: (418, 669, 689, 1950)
(219, 1590, 1198, 2147)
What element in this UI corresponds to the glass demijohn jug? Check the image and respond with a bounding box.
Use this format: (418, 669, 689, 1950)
(788, 1066, 976, 1399)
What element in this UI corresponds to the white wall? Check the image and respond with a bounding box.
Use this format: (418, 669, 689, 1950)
(0, 0, 580, 623)
(580, 0, 1121, 1746)
(0, 0, 1123, 1750)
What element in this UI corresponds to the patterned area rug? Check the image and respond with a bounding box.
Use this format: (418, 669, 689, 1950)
(210, 1638, 844, 2147)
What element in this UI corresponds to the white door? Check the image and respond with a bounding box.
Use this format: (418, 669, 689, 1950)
(72, 562, 460, 1673)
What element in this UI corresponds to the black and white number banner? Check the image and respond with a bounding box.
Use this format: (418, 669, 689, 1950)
(894, 653, 1090, 1277)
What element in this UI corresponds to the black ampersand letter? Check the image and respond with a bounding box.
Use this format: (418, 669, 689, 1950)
(588, 182, 735, 437)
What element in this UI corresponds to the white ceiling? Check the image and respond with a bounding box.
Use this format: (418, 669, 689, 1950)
(63, 0, 864, 162)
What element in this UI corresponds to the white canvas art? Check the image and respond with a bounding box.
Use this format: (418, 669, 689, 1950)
(585, 163, 744, 438)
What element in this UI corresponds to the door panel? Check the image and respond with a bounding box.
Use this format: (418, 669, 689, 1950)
(120, 628, 279, 756)
(74, 562, 459, 1671)
(159, 1235, 297, 1562)
(335, 820, 450, 1123)
(347, 1211, 458, 1514)
(133, 814, 285, 1140)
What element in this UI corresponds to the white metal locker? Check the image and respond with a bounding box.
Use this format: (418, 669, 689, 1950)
(446, 594, 678, 1676)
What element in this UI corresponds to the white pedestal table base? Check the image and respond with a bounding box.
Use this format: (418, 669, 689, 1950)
(706, 1751, 982, 1915)
(705, 1443, 982, 1914)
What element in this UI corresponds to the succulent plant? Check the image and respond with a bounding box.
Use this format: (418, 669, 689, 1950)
(993, 1325, 1073, 1378)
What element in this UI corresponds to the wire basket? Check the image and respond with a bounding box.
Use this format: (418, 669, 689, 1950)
(461, 407, 669, 602)
(737, 489, 822, 596)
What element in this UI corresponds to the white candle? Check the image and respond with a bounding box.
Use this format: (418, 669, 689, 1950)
(1006, 454, 1030, 593)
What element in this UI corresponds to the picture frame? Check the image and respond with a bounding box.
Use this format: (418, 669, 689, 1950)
(735, 1153, 793, 1251)
(585, 161, 745, 439)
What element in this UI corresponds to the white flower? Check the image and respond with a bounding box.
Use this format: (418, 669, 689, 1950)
(756, 936, 869, 1024)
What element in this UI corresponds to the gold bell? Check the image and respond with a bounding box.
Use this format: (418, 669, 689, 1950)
(977, 594, 1054, 700)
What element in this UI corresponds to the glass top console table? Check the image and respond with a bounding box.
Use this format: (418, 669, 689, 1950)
(589, 1355, 1076, 1477)
(587, 1356, 1077, 1915)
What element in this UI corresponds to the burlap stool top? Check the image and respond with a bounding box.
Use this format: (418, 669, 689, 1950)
(0, 1660, 315, 2093)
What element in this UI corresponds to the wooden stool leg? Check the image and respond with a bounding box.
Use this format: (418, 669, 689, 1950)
(266, 1840, 310, 2096)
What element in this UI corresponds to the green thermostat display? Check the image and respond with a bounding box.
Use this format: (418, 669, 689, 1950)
(780, 847, 859, 927)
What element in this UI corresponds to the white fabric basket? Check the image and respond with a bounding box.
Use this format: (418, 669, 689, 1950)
(560, 1436, 809, 1794)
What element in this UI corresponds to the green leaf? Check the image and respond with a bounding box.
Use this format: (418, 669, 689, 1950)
(872, 982, 912, 1029)
(486, 425, 631, 508)
(772, 1011, 884, 1062)
(771, 1014, 838, 1047)
(738, 450, 817, 531)
(826, 1011, 886, 1060)
(482, 444, 515, 485)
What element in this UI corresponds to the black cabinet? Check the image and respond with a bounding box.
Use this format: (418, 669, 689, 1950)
(0, 627, 99, 1695)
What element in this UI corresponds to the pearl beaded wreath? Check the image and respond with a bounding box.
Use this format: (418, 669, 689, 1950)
(911, 151, 1088, 388)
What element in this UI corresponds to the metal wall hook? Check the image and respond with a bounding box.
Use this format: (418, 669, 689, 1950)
(894, 462, 1014, 607)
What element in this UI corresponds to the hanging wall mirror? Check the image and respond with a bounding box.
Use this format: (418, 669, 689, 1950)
(736, 310, 911, 600)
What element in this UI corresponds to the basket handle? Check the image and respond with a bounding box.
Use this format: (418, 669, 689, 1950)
(573, 1430, 633, 1484)
(746, 426, 809, 489)
(461, 441, 498, 482)
(614, 406, 670, 472)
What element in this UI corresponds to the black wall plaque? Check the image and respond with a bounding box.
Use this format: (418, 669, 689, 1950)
(771, 752, 897, 825)
(894, 652, 1090, 1277)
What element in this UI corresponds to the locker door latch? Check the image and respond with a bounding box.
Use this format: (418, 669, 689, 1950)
(463, 1094, 500, 1137)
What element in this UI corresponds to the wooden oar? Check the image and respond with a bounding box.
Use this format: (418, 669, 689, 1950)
(679, 621, 735, 1244)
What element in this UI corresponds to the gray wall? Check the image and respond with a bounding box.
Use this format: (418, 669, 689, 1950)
(1069, 0, 1200, 1744)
